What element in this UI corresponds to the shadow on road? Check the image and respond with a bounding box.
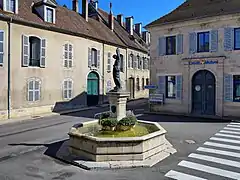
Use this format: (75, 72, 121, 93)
(137, 114, 231, 123)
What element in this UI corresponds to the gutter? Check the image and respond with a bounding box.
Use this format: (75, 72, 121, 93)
(7, 17, 12, 119)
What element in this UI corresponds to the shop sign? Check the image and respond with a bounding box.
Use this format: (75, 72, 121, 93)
(189, 60, 218, 65)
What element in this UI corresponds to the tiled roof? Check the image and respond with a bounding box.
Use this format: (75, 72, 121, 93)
(97, 9, 148, 53)
(0, 0, 126, 47)
(146, 0, 240, 28)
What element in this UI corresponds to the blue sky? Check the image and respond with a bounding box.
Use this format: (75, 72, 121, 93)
(56, 0, 184, 28)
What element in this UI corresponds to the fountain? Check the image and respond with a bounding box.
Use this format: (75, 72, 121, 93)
(66, 48, 176, 169)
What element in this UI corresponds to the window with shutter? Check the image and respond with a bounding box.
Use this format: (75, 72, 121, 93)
(176, 75, 182, 100)
(63, 43, 73, 68)
(107, 52, 111, 72)
(136, 55, 139, 69)
(234, 28, 240, 50)
(224, 74, 233, 102)
(224, 27, 233, 51)
(166, 36, 176, 55)
(29, 36, 41, 67)
(40, 39, 46, 67)
(158, 37, 166, 56)
(97, 50, 100, 68)
(27, 79, 41, 102)
(197, 32, 210, 52)
(0, 31, 4, 65)
(210, 30, 218, 52)
(63, 79, 73, 99)
(177, 34, 183, 54)
(91, 48, 97, 67)
(158, 76, 166, 95)
(166, 76, 176, 98)
(22, 35, 29, 67)
(189, 32, 196, 54)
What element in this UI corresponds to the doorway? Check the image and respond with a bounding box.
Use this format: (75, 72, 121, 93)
(87, 72, 99, 106)
(129, 78, 135, 99)
(192, 70, 216, 115)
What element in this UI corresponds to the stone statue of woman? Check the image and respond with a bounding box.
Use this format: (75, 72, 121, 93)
(111, 48, 122, 92)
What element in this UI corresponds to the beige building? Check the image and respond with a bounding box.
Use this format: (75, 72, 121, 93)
(146, 0, 240, 118)
(0, 0, 150, 120)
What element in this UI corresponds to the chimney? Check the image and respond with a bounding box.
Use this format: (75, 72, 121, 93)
(117, 14, 123, 26)
(82, 0, 88, 21)
(72, 0, 79, 12)
(108, 2, 114, 31)
(134, 23, 142, 37)
(125, 16, 134, 36)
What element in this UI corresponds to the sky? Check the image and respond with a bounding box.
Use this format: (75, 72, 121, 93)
(56, 0, 185, 29)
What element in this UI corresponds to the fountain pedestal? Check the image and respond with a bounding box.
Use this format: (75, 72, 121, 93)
(106, 91, 130, 121)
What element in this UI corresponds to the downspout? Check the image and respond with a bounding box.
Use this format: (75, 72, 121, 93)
(102, 43, 105, 104)
(125, 48, 127, 93)
(7, 18, 12, 119)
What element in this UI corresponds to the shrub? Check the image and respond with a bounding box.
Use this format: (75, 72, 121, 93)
(99, 118, 118, 127)
(118, 115, 137, 126)
(99, 112, 111, 120)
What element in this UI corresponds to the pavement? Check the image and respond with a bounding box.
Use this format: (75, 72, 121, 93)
(0, 99, 236, 180)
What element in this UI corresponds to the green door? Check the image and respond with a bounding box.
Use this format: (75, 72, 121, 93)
(87, 72, 99, 106)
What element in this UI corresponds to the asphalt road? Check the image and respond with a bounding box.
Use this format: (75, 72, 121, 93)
(0, 99, 232, 180)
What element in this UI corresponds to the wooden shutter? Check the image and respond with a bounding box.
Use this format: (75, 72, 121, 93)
(122, 55, 125, 73)
(40, 38, 46, 67)
(176, 75, 183, 100)
(189, 32, 196, 54)
(68, 44, 73, 68)
(158, 76, 166, 95)
(128, 54, 131, 68)
(107, 52, 111, 71)
(177, 34, 183, 54)
(224, 74, 233, 102)
(88, 47, 91, 67)
(224, 27, 234, 51)
(0, 31, 4, 65)
(210, 30, 218, 52)
(22, 35, 29, 67)
(158, 37, 166, 56)
(97, 50, 100, 68)
(133, 55, 137, 69)
(63, 44, 68, 67)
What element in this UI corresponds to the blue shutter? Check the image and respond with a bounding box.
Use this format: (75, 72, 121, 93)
(177, 34, 183, 54)
(176, 75, 182, 100)
(224, 74, 233, 102)
(158, 76, 166, 95)
(210, 30, 218, 52)
(224, 27, 234, 51)
(189, 32, 196, 54)
(158, 37, 166, 56)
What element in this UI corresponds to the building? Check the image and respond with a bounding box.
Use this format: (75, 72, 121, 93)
(145, 0, 240, 118)
(0, 0, 150, 120)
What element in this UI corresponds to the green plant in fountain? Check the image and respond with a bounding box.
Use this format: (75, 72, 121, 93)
(98, 112, 118, 131)
(117, 112, 137, 131)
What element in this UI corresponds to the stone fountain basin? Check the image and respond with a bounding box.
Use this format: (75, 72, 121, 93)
(68, 120, 175, 162)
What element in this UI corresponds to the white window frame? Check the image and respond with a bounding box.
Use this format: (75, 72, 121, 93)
(63, 43, 73, 68)
(44, 6, 55, 23)
(4, 0, 18, 13)
(63, 78, 73, 100)
(27, 78, 41, 102)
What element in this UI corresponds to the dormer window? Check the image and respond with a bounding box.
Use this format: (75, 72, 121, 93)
(3, 0, 18, 13)
(46, 7, 53, 23)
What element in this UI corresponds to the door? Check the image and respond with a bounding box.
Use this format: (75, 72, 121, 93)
(192, 70, 216, 115)
(87, 72, 99, 106)
(129, 78, 135, 99)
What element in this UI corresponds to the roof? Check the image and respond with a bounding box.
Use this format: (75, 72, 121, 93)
(146, 0, 240, 28)
(0, 0, 126, 48)
(97, 9, 148, 53)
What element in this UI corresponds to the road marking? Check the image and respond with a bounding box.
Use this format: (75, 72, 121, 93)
(204, 141, 240, 151)
(178, 160, 240, 179)
(220, 130, 240, 135)
(224, 127, 240, 131)
(189, 153, 240, 168)
(135, 114, 143, 118)
(165, 170, 207, 180)
(230, 122, 240, 125)
(215, 133, 240, 139)
(197, 147, 240, 158)
(227, 124, 240, 128)
(210, 137, 240, 144)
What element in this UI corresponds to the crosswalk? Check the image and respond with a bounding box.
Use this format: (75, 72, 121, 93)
(165, 122, 240, 180)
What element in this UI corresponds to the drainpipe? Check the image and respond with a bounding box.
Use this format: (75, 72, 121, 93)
(7, 18, 12, 119)
(102, 43, 105, 104)
(125, 49, 127, 93)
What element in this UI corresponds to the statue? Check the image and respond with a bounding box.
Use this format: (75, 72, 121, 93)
(111, 48, 122, 92)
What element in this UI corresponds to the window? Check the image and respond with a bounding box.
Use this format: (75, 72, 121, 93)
(166, 76, 176, 98)
(63, 43, 73, 68)
(29, 36, 41, 67)
(142, 78, 144, 90)
(120, 54, 124, 72)
(136, 78, 140, 91)
(234, 28, 240, 50)
(63, 79, 73, 99)
(27, 79, 41, 102)
(46, 8, 54, 23)
(146, 78, 149, 86)
(6, 0, 15, 12)
(166, 36, 176, 55)
(91, 48, 97, 67)
(197, 32, 209, 52)
(0, 31, 4, 65)
(128, 54, 133, 68)
(107, 52, 111, 72)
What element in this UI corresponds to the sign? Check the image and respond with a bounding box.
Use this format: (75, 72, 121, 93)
(144, 85, 158, 89)
(189, 60, 218, 65)
(149, 93, 164, 104)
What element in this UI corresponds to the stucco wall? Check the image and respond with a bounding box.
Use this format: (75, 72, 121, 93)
(148, 13, 240, 117)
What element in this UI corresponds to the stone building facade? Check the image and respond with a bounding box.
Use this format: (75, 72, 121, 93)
(146, 0, 240, 118)
(0, 0, 150, 120)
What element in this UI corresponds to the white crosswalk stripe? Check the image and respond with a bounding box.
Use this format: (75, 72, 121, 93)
(164, 122, 240, 180)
